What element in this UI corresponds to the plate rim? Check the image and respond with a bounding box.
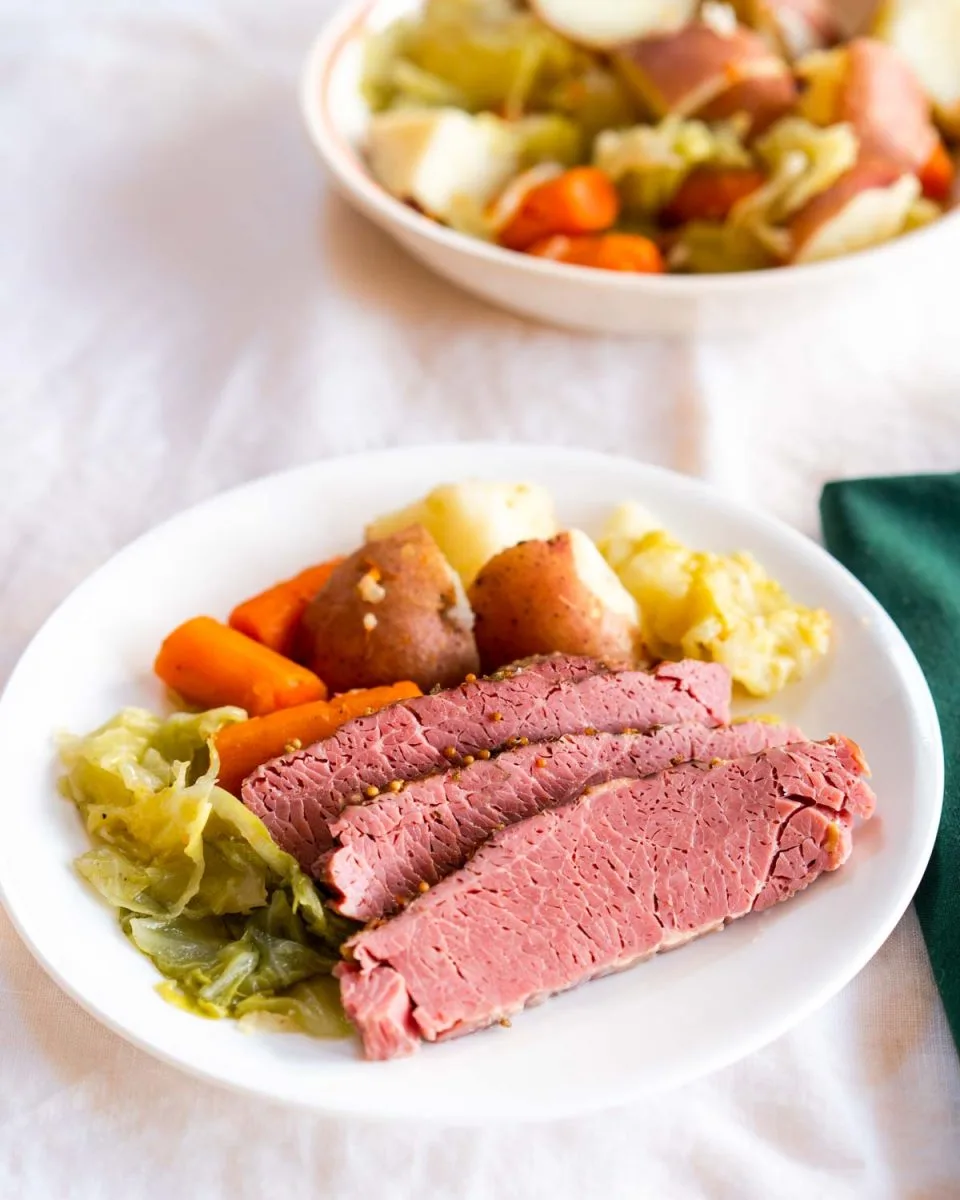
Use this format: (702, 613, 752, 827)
(0, 444, 945, 1122)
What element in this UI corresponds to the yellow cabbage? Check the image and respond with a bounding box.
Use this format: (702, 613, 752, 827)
(594, 116, 752, 214)
(598, 504, 831, 696)
(59, 708, 354, 1032)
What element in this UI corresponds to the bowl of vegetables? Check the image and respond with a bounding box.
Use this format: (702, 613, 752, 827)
(301, 0, 960, 332)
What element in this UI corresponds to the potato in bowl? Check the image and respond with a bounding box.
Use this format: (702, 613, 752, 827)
(301, 0, 960, 331)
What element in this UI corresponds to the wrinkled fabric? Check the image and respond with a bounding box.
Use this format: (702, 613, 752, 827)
(0, 1, 959, 1197)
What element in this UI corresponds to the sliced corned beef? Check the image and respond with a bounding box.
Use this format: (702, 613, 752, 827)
(337, 737, 875, 1060)
(242, 656, 731, 873)
(326, 719, 803, 920)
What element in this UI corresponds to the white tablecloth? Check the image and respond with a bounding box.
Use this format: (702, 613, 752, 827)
(2, 2, 960, 1196)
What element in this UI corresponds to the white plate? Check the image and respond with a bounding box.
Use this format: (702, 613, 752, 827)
(0, 445, 943, 1123)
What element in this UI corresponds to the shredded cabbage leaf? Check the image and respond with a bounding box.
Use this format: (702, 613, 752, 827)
(59, 708, 355, 1033)
(599, 504, 831, 697)
(729, 118, 858, 257)
(362, 0, 581, 118)
(594, 117, 752, 215)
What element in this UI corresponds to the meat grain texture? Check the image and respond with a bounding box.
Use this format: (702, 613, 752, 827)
(242, 655, 731, 872)
(337, 737, 876, 1059)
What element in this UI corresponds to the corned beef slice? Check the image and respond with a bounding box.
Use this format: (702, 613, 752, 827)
(327, 720, 803, 920)
(242, 656, 731, 872)
(337, 737, 875, 1060)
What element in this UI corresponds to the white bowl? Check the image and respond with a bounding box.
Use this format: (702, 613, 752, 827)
(300, 0, 960, 335)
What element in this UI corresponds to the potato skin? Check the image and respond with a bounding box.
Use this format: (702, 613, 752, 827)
(298, 526, 479, 693)
(468, 533, 641, 673)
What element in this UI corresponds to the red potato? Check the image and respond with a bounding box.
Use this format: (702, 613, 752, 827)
(615, 21, 796, 132)
(799, 38, 937, 173)
(697, 70, 799, 134)
(734, 0, 841, 59)
(297, 525, 480, 693)
(788, 160, 919, 264)
(468, 530, 643, 672)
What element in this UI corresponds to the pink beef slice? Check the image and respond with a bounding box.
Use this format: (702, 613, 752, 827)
(242, 656, 731, 873)
(336, 736, 875, 1060)
(326, 719, 804, 920)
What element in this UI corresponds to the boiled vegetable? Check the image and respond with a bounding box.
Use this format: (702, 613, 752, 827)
(498, 166, 620, 251)
(599, 503, 831, 696)
(661, 166, 767, 223)
(469, 529, 642, 671)
(155, 616, 327, 716)
(367, 480, 558, 586)
(528, 232, 665, 272)
(298, 526, 479, 693)
(58, 707, 355, 1032)
(214, 682, 422, 796)
(918, 141, 955, 203)
(229, 558, 343, 655)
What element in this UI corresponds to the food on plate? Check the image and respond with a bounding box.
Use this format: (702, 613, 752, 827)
(325, 718, 802, 920)
(243, 656, 730, 871)
(614, 17, 797, 132)
(797, 38, 937, 172)
(468, 529, 643, 670)
(296, 525, 479, 693)
(497, 165, 619, 249)
(360, 0, 956, 273)
(732, 0, 840, 60)
(527, 231, 664, 269)
(154, 616, 328, 716)
(214, 682, 422, 797)
(873, 0, 960, 139)
(599, 503, 831, 696)
(787, 160, 920, 265)
(530, 0, 698, 49)
(61, 478, 872, 1056)
(58, 707, 353, 1033)
(228, 558, 343, 655)
(366, 480, 557, 586)
(337, 737, 876, 1059)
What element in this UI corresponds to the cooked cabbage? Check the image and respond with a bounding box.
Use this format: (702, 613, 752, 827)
(363, 0, 581, 118)
(669, 221, 774, 273)
(598, 504, 831, 696)
(728, 117, 859, 257)
(594, 117, 752, 214)
(59, 708, 354, 1033)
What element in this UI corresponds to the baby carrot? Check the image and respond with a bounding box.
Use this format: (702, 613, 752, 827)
(661, 167, 767, 225)
(229, 558, 343, 655)
(498, 167, 620, 252)
(528, 233, 664, 274)
(918, 141, 955, 204)
(155, 616, 327, 717)
(213, 682, 422, 795)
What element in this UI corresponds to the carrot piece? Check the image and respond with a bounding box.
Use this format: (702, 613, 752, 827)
(661, 167, 768, 225)
(229, 558, 343, 655)
(155, 616, 327, 717)
(213, 682, 422, 795)
(528, 233, 665, 274)
(918, 141, 955, 204)
(498, 167, 620, 252)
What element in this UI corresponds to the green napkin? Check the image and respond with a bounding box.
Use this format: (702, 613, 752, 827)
(821, 473, 960, 1046)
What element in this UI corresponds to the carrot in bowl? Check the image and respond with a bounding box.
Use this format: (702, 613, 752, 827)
(155, 616, 327, 717)
(528, 233, 664, 274)
(229, 557, 343, 655)
(661, 167, 768, 225)
(213, 682, 422, 795)
(918, 141, 955, 204)
(498, 167, 620, 252)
